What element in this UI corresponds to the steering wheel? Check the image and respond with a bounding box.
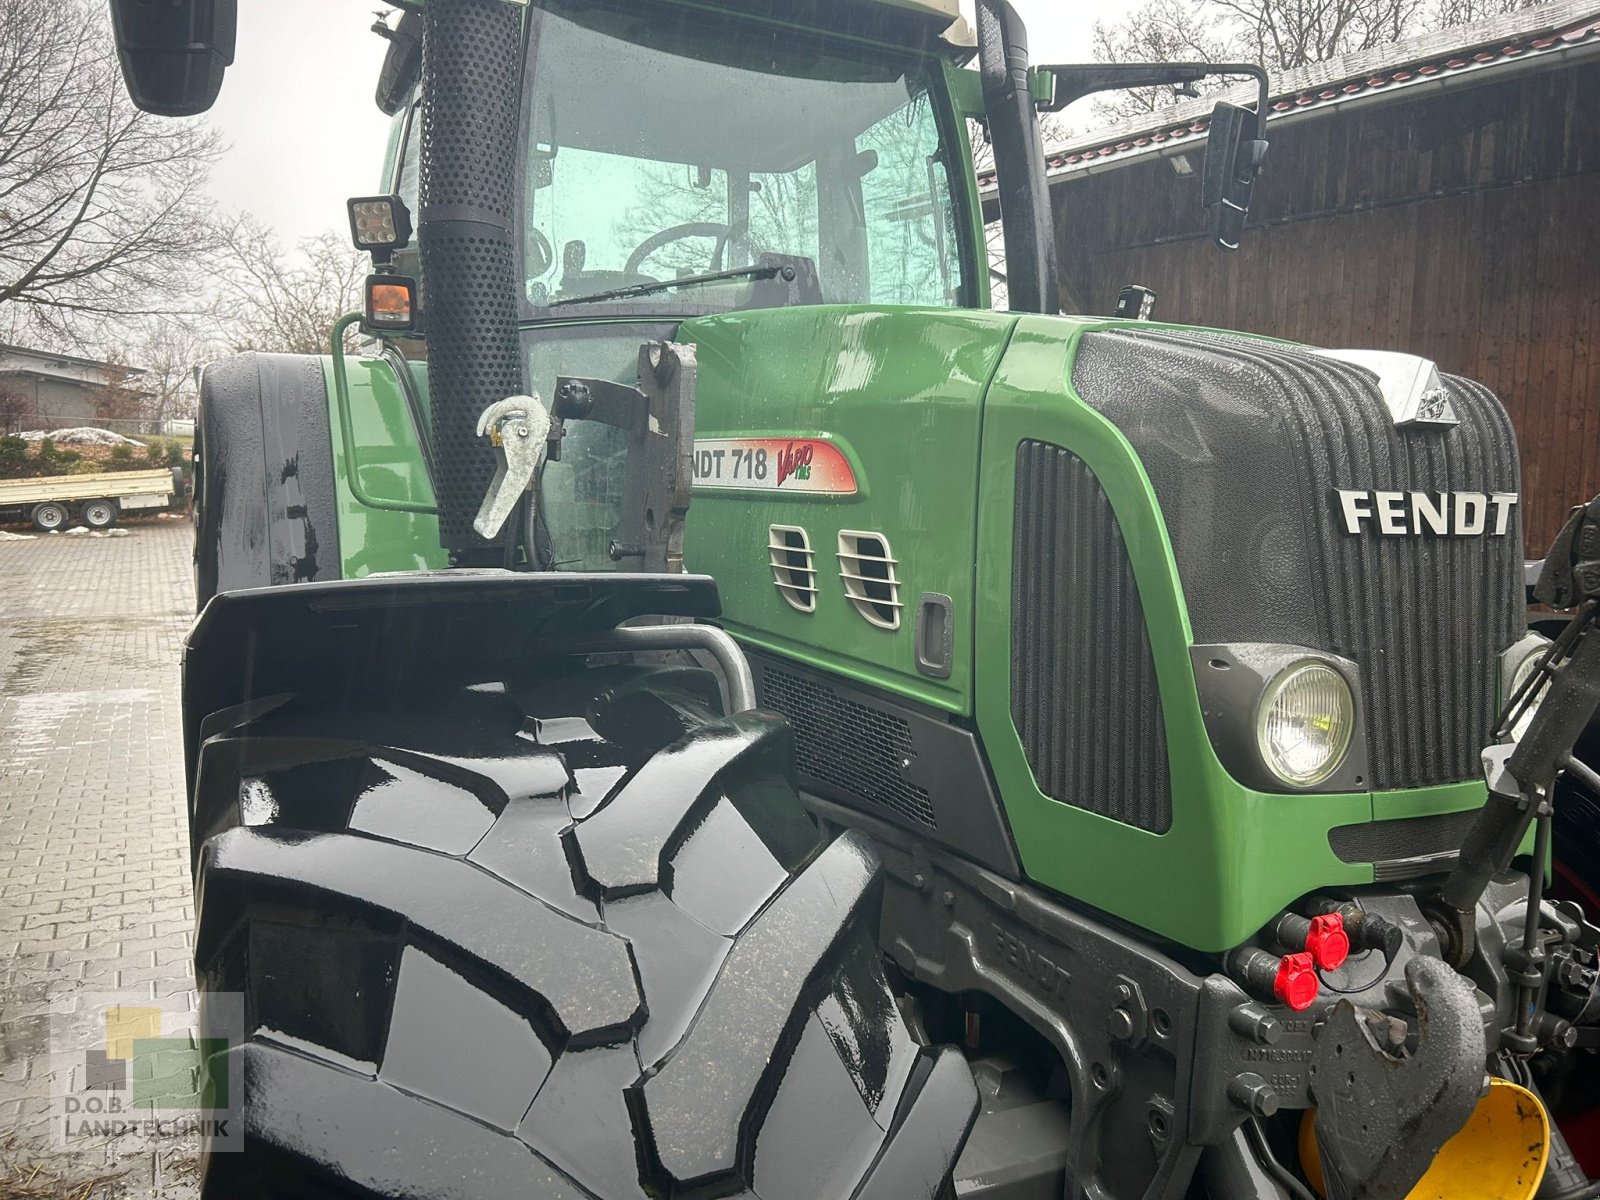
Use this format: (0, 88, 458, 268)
(526, 226, 554, 279)
(623, 221, 746, 277)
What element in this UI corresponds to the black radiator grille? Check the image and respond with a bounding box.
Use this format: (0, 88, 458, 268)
(761, 667, 938, 829)
(1011, 442, 1172, 833)
(1071, 331, 1523, 792)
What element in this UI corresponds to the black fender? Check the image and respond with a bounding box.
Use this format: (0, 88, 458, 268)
(181, 570, 726, 816)
(194, 353, 341, 608)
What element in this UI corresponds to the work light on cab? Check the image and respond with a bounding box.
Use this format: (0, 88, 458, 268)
(1255, 660, 1356, 787)
(346, 194, 412, 253)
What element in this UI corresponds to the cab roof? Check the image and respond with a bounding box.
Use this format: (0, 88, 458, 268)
(877, 0, 976, 45)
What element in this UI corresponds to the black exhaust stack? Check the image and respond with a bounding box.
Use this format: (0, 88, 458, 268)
(418, 0, 525, 558)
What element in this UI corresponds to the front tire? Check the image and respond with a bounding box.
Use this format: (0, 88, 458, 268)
(30, 501, 67, 531)
(189, 664, 976, 1199)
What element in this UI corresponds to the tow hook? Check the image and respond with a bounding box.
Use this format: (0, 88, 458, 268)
(1309, 956, 1485, 1200)
(472, 395, 551, 540)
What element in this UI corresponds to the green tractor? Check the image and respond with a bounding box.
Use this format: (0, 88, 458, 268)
(111, 0, 1600, 1197)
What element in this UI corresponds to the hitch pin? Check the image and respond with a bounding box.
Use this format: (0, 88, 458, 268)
(472, 395, 551, 541)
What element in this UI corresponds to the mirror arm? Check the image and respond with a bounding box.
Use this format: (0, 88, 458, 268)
(1041, 61, 1270, 139)
(1203, 62, 1272, 141)
(1039, 63, 1212, 113)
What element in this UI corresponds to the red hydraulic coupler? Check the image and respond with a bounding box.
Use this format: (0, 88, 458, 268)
(1226, 947, 1320, 1011)
(1273, 911, 1350, 971)
(1304, 899, 1404, 957)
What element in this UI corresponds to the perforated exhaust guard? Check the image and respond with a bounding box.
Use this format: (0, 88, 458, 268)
(417, 0, 525, 554)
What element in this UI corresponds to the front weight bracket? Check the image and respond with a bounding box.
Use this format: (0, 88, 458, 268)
(1310, 955, 1486, 1200)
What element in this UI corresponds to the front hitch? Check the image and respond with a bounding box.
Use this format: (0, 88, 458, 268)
(1309, 956, 1486, 1200)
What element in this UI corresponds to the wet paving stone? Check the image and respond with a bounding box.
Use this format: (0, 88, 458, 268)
(0, 518, 200, 1198)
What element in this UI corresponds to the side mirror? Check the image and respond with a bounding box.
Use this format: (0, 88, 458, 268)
(374, 10, 423, 117)
(1203, 99, 1269, 251)
(108, 0, 237, 117)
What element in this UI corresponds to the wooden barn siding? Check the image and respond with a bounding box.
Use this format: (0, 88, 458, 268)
(1054, 60, 1600, 554)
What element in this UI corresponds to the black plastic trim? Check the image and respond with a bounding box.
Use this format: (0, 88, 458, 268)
(1071, 329, 1523, 792)
(1329, 807, 1481, 868)
(1190, 643, 1369, 794)
(747, 651, 1021, 879)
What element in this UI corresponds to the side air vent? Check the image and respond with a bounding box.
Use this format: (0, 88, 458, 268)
(1013, 441, 1173, 833)
(761, 665, 937, 829)
(768, 525, 817, 613)
(837, 530, 902, 630)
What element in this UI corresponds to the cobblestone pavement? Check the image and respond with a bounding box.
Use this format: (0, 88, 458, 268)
(0, 519, 201, 1198)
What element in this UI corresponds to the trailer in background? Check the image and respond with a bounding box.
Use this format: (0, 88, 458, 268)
(0, 468, 182, 531)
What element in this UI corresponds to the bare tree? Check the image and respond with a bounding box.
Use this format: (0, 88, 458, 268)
(1089, 0, 1529, 121)
(128, 320, 210, 425)
(1220, 0, 1426, 70)
(0, 0, 222, 342)
(210, 216, 367, 355)
(1088, 0, 1241, 120)
(1429, 0, 1535, 29)
(85, 355, 149, 425)
(0, 390, 27, 435)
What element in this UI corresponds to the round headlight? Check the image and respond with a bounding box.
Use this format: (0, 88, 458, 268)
(1256, 661, 1356, 787)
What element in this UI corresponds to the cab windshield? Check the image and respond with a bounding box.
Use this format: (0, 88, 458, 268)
(518, 0, 971, 314)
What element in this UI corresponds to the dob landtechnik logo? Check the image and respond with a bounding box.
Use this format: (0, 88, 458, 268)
(49, 993, 242, 1152)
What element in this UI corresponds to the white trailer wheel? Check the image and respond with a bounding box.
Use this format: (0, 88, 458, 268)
(82, 500, 117, 529)
(31, 502, 68, 531)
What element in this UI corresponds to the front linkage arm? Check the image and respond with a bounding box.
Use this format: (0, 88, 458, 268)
(1444, 495, 1600, 927)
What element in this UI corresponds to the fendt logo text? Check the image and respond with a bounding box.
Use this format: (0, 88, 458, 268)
(1336, 489, 1519, 536)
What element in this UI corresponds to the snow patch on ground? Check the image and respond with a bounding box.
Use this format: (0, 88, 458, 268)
(15, 426, 145, 446)
(0, 530, 35, 540)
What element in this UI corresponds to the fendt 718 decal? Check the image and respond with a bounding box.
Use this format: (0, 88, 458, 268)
(691, 438, 858, 495)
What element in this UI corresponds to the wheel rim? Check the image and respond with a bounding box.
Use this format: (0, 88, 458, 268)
(85, 503, 112, 526)
(37, 505, 64, 529)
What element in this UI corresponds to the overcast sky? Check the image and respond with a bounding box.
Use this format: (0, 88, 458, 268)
(205, 0, 1134, 246)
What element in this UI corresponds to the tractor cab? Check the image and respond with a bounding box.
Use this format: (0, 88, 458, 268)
(380, 0, 983, 319)
(371, 0, 993, 570)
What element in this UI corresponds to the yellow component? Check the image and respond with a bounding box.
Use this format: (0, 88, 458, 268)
(105, 1006, 162, 1062)
(1299, 1079, 1550, 1200)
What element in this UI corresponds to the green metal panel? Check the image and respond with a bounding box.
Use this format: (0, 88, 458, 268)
(320, 352, 445, 578)
(682, 305, 1019, 714)
(971, 315, 1503, 951)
